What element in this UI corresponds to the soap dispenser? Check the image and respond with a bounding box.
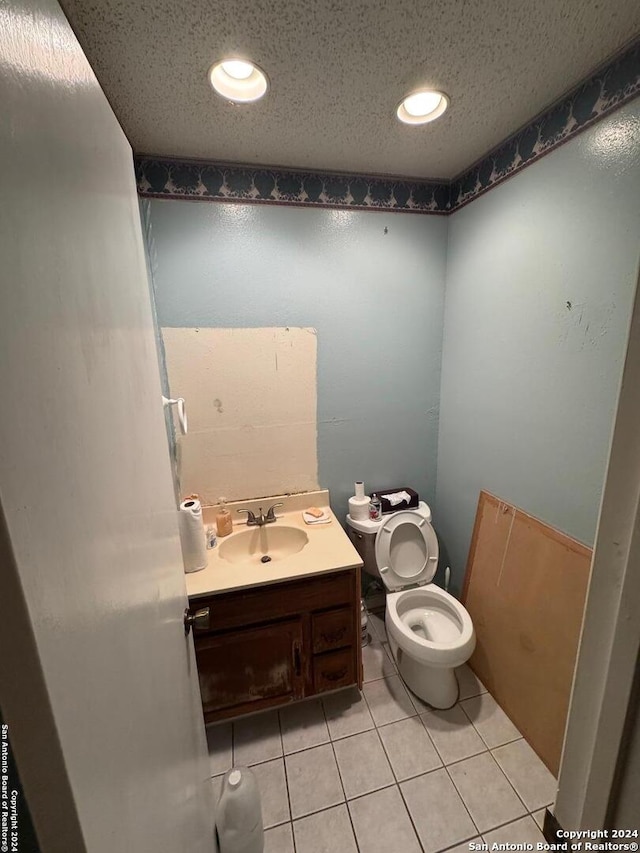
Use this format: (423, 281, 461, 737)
(216, 497, 233, 538)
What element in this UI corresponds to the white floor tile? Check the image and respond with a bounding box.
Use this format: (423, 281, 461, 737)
(401, 769, 478, 853)
(456, 664, 488, 700)
(349, 785, 421, 853)
(448, 752, 527, 833)
(293, 803, 358, 853)
(363, 675, 416, 726)
(533, 808, 546, 830)
(285, 743, 344, 819)
(323, 687, 375, 740)
(378, 716, 442, 781)
(206, 722, 232, 777)
(264, 822, 295, 853)
(279, 699, 329, 754)
(233, 709, 283, 766)
(460, 693, 522, 748)
(492, 738, 557, 811)
(362, 637, 396, 682)
(420, 704, 487, 765)
(484, 815, 546, 846)
(333, 729, 394, 799)
(251, 758, 291, 828)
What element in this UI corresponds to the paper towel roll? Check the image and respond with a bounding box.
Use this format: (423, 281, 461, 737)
(178, 498, 208, 573)
(348, 495, 370, 521)
(354, 481, 365, 500)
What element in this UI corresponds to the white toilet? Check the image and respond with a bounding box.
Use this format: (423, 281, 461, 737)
(346, 502, 475, 708)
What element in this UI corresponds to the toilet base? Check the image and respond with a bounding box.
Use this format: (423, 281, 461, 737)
(388, 634, 459, 709)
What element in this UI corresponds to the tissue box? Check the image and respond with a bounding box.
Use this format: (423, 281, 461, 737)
(374, 487, 419, 514)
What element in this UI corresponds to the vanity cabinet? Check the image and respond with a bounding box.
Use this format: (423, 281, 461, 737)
(190, 568, 362, 723)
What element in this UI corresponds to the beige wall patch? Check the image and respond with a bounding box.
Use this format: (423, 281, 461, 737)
(162, 327, 319, 505)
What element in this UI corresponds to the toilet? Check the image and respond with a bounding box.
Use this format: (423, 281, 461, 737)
(346, 502, 475, 709)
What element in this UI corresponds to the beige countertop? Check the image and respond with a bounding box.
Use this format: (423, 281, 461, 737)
(186, 490, 363, 599)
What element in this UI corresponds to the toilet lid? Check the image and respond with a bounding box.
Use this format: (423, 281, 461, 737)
(374, 511, 439, 592)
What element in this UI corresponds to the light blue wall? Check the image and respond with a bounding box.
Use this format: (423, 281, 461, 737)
(148, 201, 448, 522)
(436, 100, 640, 594)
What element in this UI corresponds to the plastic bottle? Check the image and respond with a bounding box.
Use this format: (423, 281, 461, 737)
(205, 525, 217, 549)
(216, 767, 263, 853)
(216, 497, 233, 538)
(369, 493, 382, 521)
(361, 601, 370, 647)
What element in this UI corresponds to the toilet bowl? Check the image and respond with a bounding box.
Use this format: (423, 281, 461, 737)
(346, 503, 475, 709)
(386, 586, 475, 708)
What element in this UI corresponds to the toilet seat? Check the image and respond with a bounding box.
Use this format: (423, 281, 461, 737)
(374, 511, 439, 592)
(386, 586, 475, 667)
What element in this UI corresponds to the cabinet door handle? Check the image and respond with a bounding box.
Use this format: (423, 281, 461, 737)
(293, 641, 302, 677)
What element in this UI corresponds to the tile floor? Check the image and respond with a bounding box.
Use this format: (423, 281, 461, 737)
(207, 610, 556, 853)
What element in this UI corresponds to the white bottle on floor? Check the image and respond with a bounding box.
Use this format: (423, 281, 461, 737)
(216, 767, 264, 853)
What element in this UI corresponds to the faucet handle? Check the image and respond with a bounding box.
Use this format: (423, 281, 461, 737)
(237, 508, 257, 525)
(265, 502, 284, 522)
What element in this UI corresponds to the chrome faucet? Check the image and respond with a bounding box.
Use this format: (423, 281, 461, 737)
(237, 503, 284, 527)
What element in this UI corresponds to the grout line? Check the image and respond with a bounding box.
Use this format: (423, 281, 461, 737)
(480, 809, 548, 840)
(277, 710, 296, 853)
(458, 697, 524, 752)
(488, 733, 526, 749)
(370, 713, 426, 852)
(431, 830, 482, 853)
(293, 781, 398, 821)
(412, 703, 482, 770)
(490, 735, 526, 753)
(319, 697, 361, 852)
(440, 747, 490, 769)
(443, 749, 534, 840)
(428, 700, 483, 840)
(484, 749, 530, 814)
(395, 781, 428, 852)
(362, 672, 395, 685)
(441, 758, 482, 838)
(361, 675, 426, 851)
(418, 703, 485, 836)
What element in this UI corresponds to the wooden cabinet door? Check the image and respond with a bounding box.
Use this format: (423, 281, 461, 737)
(195, 618, 304, 721)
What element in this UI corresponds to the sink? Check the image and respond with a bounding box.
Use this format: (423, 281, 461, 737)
(219, 525, 309, 565)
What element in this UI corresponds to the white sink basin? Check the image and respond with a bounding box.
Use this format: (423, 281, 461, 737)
(219, 525, 309, 565)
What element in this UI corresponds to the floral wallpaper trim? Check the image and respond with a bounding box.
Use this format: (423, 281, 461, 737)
(135, 40, 639, 214)
(450, 39, 640, 211)
(134, 159, 450, 213)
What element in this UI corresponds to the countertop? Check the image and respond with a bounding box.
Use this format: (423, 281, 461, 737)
(186, 490, 363, 599)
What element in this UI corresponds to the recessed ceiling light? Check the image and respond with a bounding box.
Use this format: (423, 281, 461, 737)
(209, 58, 268, 103)
(396, 89, 449, 125)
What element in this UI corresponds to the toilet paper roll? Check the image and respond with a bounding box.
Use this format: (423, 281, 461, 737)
(354, 481, 365, 500)
(178, 498, 208, 573)
(348, 495, 370, 521)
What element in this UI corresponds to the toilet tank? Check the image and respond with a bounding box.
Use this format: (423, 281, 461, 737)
(346, 525, 380, 578)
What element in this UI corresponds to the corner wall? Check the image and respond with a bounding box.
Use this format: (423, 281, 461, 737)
(436, 100, 640, 594)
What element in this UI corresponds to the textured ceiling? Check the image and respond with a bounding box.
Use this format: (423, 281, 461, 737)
(60, 0, 640, 180)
